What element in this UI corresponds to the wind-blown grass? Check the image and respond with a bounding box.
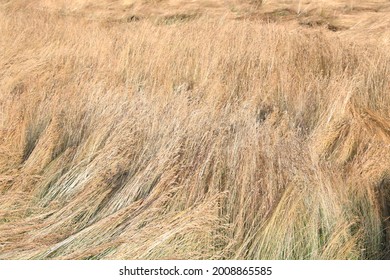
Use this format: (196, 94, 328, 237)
(0, 0, 389, 259)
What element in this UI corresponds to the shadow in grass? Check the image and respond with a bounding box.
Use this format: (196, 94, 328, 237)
(124, 15, 141, 22)
(263, 8, 297, 22)
(299, 18, 348, 32)
(157, 13, 200, 25)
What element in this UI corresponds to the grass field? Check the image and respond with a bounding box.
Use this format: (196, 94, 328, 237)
(0, 0, 390, 259)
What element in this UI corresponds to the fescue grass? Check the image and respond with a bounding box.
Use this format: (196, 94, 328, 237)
(0, 0, 389, 259)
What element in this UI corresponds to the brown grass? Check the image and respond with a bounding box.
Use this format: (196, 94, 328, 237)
(0, 0, 389, 259)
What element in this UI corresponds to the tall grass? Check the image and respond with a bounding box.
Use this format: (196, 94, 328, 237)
(0, 1, 389, 259)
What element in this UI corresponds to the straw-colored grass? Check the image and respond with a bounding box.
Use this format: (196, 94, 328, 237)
(0, 0, 389, 259)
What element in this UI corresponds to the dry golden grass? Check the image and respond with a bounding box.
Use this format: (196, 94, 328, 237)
(0, 0, 389, 259)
